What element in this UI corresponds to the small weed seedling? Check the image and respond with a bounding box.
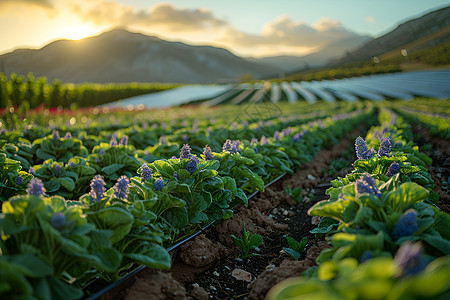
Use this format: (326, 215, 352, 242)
(231, 223, 263, 259)
(285, 186, 303, 202)
(282, 236, 308, 260)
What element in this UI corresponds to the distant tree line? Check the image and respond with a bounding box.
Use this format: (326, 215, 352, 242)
(0, 73, 177, 109)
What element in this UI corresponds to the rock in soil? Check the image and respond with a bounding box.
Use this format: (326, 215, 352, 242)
(179, 234, 229, 267)
(124, 271, 186, 300)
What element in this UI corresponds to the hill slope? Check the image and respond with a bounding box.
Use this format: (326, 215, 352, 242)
(0, 29, 280, 84)
(331, 6, 450, 65)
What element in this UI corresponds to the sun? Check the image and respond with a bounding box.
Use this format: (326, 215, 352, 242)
(62, 24, 99, 41)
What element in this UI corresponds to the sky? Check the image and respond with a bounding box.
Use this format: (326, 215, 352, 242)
(0, 0, 448, 57)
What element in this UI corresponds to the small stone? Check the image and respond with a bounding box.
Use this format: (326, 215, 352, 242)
(289, 211, 295, 217)
(301, 190, 308, 196)
(213, 271, 220, 277)
(209, 285, 216, 291)
(254, 247, 261, 252)
(231, 268, 252, 282)
(303, 197, 311, 204)
(284, 218, 290, 221)
(311, 216, 321, 225)
(224, 265, 231, 270)
(307, 174, 316, 180)
(272, 208, 278, 214)
(192, 283, 199, 288)
(265, 264, 275, 271)
(235, 257, 243, 262)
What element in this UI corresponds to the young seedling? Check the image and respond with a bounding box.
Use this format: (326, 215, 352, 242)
(285, 186, 303, 202)
(282, 236, 308, 260)
(231, 222, 263, 259)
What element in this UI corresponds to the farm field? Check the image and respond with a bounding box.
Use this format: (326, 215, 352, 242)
(0, 97, 449, 300)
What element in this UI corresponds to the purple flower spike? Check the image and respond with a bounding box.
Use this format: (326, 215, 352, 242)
(260, 136, 269, 145)
(54, 164, 61, 177)
(356, 174, 382, 198)
(51, 212, 66, 230)
(52, 129, 60, 141)
(110, 137, 117, 147)
(355, 137, 373, 160)
(186, 158, 198, 175)
(250, 138, 258, 145)
(27, 178, 46, 197)
(391, 209, 418, 240)
(394, 242, 426, 277)
(222, 139, 233, 153)
(154, 178, 164, 191)
(139, 163, 152, 182)
(180, 144, 192, 159)
(89, 175, 106, 203)
(100, 149, 105, 155)
(14, 175, 23, 186)
(119, 136, 128, 146)
(377, 137, 392, 158)
(64, 132, 72, 139)
(273, 131, 281, 141)
(29, 167, 35, 175)
(292, 133, 302, 142)
(203, 145, 214, 160)
(386, 162, 400, 177)
(113, 175, 129, 199)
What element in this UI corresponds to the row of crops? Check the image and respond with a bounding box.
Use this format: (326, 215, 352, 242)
(0, 72, 176, 110)
(268, 106, 450, 299)
(203, 70, 450, 106)
(0, 98, 449, 299)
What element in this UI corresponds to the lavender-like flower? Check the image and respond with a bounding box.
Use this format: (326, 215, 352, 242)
(231, 140, 241, 153)
(139, 163, 152, 182)
(386, 162, 400, 177)
(273, 131, 281, 141)
(64, 132, 72, 139)
(52, 129, 60, 141)
(377, 137, 392, 158)
(356, 174, 382, 198)
(382, 127, 389, 135)
(100, 149, 105, 155)
(292, 133, 302, 142)
(89, 175, 106, 203)
(14, 175, 23, 185)
(27, 178, 46, 197)
(180, 144, 192, 159)
(95, 156, 100, 162)
(154, 178, 164, 191)
(113, 176, 129, 199)
(186, 158, 198, 174)
(250, 138, 258, 145)
(281, 127, 292, 137)
(391, 209, 418, 240)
(110, 137, 117, 147)
(203, 145, 214, 160)
(182, 134, 189, 143)
(260, 136, 269, 145)
(119, 136, 128, 146)
(222, 139, 234, 153)
(355, 136, 373, 160)
(394, 242, 426, 277)
(29, 167, 35, 175)
(159, 136, 167, 144)
(54, 164, 61, 177)
(51, 212, 66, 230)
(69, 161, 76, 168)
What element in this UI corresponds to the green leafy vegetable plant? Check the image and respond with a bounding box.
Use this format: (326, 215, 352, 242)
(231, 222, 263, 259)
(283, 236, 308, 260)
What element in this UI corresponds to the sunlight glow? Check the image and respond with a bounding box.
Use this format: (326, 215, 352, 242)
(61, 24, 99, 41)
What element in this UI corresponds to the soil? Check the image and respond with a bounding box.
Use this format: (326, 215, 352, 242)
(93, 123, 449, 300)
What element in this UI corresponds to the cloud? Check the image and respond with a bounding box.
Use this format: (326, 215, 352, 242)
(72, 1, 228, 32)
(71, 1, 359, 56)
(0, 0, 54, 9)
(365, 15, 376, 24)
(224, 15, 358, 51)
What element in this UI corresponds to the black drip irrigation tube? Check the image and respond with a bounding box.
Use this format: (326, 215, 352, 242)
(83, 173, 287, 300)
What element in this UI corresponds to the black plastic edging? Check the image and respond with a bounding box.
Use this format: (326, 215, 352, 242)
(83, 172, 287, 300)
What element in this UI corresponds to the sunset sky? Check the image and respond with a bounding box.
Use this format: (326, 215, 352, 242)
(0, 0, 448, 57)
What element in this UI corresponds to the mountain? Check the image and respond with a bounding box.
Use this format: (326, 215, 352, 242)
(250, 35, 372, 72)
(330, 6, 450, 65)
(0, 29, 280, 84)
